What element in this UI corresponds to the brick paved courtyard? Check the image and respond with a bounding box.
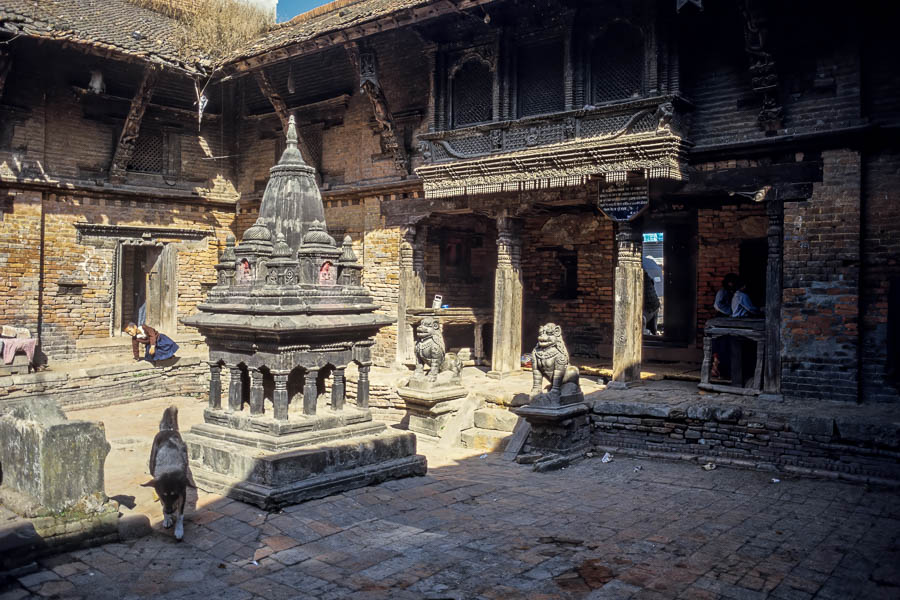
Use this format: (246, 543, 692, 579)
(3, 429, 900, 600)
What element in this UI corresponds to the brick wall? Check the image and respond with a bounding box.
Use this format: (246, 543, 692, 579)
(782, 149, 861, 402)
(860, 150, 900, 403)
(522, 210, 614, 353)
(0, 191, 42, 337)
(591, 398, 900, 483)
(0, 189, 235, 361)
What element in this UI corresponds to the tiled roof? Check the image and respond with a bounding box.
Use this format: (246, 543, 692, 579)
(0, 0, 197, 71)
(229, 0, 439, 64)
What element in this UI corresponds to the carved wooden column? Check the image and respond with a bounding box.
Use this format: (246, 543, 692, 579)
(273, 371, 289, 420)
(763, 196, 783, 396)
(208, 362, 222, 410)
(249, 368, 264, 416)
(425, 43, 438, 133)
(228, 366, 243, 412)
(303, 368, 318, 415)
(610, 221, 643, 387)
(332, 367, 346, 411)
(357, 364, 371, 409)
(397, 224, 427, 365)
(563, 14, 575, 111)
(489, 216, 524, 378)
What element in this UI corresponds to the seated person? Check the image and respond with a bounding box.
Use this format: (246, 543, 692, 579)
(711, 273, 739, 378)
(731, 281, 763, 317)
(124, 322, 179, 362)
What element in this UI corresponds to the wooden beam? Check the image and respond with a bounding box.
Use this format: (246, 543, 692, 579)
(253, 68, 316, 166)
(345, 43, 408, 174)
(109, 67, 159, 183)
(0, 48, 11, 101)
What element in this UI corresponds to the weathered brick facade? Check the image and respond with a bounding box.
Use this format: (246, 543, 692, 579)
(1, 0, 898, 409)
(782, 150, 861, 402)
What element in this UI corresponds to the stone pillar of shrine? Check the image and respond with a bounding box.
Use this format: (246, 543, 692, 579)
(489, 216, 524, 379)
(397, 223, 427, 366)
(610, 221, 644, 388)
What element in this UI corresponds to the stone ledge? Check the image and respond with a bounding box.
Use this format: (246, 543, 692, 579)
(589, 381, 900, 483)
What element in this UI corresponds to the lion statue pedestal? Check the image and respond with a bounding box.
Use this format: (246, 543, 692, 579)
(513, 323, 591, 470)
(397, 317, 468, 440)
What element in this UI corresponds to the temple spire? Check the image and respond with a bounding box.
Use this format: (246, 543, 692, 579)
(279, 114, 306, 165)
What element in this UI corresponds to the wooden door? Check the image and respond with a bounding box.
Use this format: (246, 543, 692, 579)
(146, 245, 177, 333)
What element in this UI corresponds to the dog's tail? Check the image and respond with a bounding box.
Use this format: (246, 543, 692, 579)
(159, 405, 179, 432)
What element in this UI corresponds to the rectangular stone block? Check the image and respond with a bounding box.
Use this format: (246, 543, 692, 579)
(0, 399, 110, 516)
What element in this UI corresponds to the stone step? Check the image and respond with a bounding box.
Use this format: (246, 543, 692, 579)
(460, 428, 510, 452)
(473, 407, 520, 432)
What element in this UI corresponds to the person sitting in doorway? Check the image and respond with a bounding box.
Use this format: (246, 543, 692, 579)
(711, 273, 739, 378)
(715, 273, 739, 316)
(124, 322, 179, 363)
(731, 280, 763, 318)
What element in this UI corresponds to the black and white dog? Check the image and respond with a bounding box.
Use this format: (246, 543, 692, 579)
(142, 406, 195, 540)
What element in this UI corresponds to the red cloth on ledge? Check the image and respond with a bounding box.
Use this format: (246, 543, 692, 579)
(2, 337, 36, 365)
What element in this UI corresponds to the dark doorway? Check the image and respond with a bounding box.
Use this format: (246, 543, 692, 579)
(117, 244, 177, 334)
(739, 238, 767, 308)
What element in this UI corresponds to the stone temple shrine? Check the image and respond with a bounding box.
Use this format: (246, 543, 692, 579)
(182, 117, 426, 509)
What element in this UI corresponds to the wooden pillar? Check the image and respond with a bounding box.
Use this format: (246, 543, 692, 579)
(489, 216, 524, 378)
(763, 196, 783, 396)
(227, 366, 242, 412)
(610, 221, 643, 387)
(357, 364, 370, 409)
(332, 367, 346, 411)
(208, 362, 222, 410)
(273, 371, 289, 420)
(397, 224, 427, 365)
(249, 368, 264, 416)
(109, 67, 158, 183)
(303, 368, 318, 415)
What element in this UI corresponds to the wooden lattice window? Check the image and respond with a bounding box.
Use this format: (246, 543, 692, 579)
(128, 130, 165, 174)
(591, 23, 644, 104)
(452, 59, 493, 128)
(517, 39, 564, 118)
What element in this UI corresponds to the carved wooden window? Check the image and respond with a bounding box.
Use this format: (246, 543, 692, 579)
(591, 23, 644, 104)
(128, 129, 165, 174)
(517, 39, 564, 118)
(128, 129, 180, 176)
(451, 59, 493, 128)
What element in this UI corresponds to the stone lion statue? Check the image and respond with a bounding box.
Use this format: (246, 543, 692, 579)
(414, 317, 461, 383)
(530, 323, 580, 403)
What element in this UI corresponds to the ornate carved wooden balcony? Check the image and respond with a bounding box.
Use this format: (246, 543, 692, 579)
(415, 95, 692, 198)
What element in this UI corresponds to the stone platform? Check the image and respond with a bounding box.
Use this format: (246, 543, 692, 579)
(185, 402, 426, 510)
(590, 379, 900, 484)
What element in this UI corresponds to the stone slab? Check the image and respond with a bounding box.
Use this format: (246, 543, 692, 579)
(188, 430, 426, 510)
(186, 420, 385, 452)
(203, 406, 373, 437)
(474, 407, 519, 432)
(513, 402, 589, 424)
(397, 384, 467, 407)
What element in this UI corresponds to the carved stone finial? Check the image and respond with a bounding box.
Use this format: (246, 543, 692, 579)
(277, 114, 306, 166)
(340, 235, 357, 263)
(222, 235, 236, 261)
(272, 232, 292, 258)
